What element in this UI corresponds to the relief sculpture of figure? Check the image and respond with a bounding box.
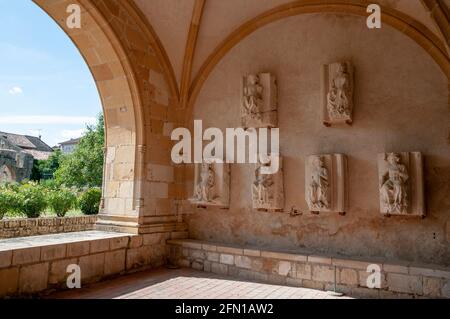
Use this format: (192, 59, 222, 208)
(380, 153, 409, 214)
(194, 163, 215, 202)
(252, 163, 274, 207)
(243, 74, 263, 121)
(307, 156, 330, 210)
(327, 63, 352, 120)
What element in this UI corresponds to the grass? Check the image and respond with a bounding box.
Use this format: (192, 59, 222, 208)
(3, 209, 85, 219)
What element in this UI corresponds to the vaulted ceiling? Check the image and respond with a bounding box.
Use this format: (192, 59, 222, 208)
(132, 0, 450, 109)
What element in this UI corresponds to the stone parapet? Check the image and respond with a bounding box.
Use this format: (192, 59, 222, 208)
(0, 230, 188, 297)
(0, 216, 98, 239)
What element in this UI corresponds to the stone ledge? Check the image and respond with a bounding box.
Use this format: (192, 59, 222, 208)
(0, 230, 188, 297)
(167, 239, 450, 298)
(0, 216, 98, 239)
(0, 231, 133, 267)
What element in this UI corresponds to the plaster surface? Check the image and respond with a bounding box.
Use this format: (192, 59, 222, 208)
(187, 13, 450, 265)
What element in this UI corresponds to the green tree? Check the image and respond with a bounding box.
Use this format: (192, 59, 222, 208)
(31, 149, 63, 181)
(55, 113, 105, 187)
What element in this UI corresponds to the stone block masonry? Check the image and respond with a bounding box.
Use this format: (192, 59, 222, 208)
(0, 230, 188, 297)
(167, 239, 450, 299)
(0, 216, 98, 239)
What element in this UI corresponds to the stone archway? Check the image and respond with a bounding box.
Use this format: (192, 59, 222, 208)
(33, 0, 142, 232)
(33, 0, 184, 234)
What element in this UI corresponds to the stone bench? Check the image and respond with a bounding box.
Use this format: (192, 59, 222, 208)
(0, 230, 187, 297)
(167, 239, 450, 299)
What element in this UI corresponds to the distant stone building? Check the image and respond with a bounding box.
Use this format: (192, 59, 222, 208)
(58, 137, 81, 154)
(0, 132, 53, 183)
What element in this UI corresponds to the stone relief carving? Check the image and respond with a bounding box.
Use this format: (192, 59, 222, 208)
(322, 61, 354, 126)
(306, 155, 330, 210)
(189, 161, 230, 208)
(305, 154, 347, 214)
(252, 157, 284, 211)
(242, 73, 277, 128)
(378, 152, 424, 217)
(379, 153, 409, 214)
(243, 74, 263, 122)
(193, 162, 216, 203)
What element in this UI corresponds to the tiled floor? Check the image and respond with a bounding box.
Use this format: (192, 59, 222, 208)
(47, 267, 352, 299)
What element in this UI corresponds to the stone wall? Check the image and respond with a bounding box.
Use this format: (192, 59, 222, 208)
(186, 13, 450, 266)
(31, 0, 450, 296)
(0, 148, 34, 183)
(0, 230, 187, 297)
(168, 239, 450, 299)
(0, 216, 98, 239)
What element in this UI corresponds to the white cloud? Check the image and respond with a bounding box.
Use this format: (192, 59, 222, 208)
(8, 86, 23, 95)
(0, 115, 96, 125)
(28, 129, 42, 136)
(61, 129, 85, 140)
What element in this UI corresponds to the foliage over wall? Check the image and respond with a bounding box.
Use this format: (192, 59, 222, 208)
(31, 113, 105, 187)
(31, 150, 62, 181)
(0, 182, 100, 219)
(55, 113, 104, 188)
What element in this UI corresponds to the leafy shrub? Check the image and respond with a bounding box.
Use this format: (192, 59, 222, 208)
(15, 183, 47, 218)
(40, 179, 61, 191)
(1, 182, 19, 192)
(0, 188, 18, 219)
(47, 188, 77, 217)
(79, 188, 102, 215)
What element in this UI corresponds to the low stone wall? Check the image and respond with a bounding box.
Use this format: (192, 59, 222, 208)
(0, 216, 98, 238)
(0, 230, 188, 297)
(168, 239, 450, 299)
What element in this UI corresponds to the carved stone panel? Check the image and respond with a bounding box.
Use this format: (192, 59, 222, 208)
(305, 154, 347, 213)
(189, 161, 230, 208)
(252, 157, 284, 211)
(241, 73, 277, 128)
(378, 152, 424, 217)
(321, 61, 354, 126)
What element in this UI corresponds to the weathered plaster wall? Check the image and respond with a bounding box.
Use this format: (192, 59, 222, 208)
(186, 13, 450, 265)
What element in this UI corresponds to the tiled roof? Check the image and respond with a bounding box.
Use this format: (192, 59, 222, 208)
(22, 149, 53, 161)
(59, 137, 81, 146)
(0, 131, 53, 153)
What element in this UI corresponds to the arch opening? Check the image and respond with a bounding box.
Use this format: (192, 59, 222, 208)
(32, 0, 144, 231)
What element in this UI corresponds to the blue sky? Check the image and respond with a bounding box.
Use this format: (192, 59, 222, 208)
(0, 0, 102, 147)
